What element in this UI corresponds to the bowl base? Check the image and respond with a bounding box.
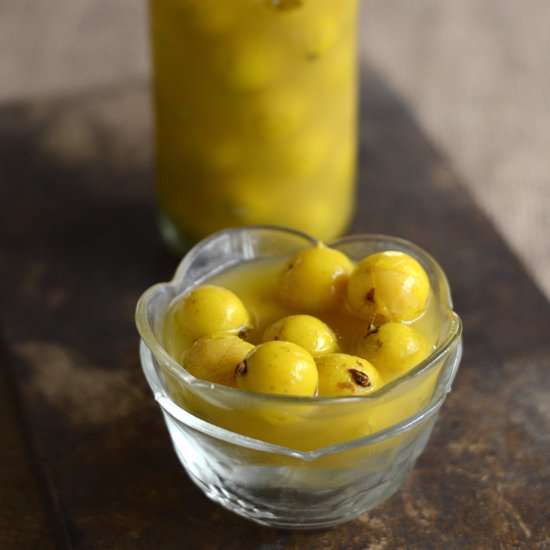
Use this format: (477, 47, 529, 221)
(186, 468, 410, 530)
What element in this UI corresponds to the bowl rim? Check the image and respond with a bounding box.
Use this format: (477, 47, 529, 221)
(141, 340, 462, 460)
(136, 225, 462, 405)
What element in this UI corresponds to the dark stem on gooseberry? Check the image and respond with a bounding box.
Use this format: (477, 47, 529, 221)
(348, 368, 371, 387)
(235, 361, 248, 377)
(365, 288, 376, 303)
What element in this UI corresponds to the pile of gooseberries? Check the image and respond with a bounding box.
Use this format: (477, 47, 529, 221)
(167, 244, 433, 397)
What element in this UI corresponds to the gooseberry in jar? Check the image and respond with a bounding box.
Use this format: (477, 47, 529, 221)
(346, 251, 430, 322)
(355, 322, 430, 382)
(235, 341, 318, 397)
(316, 353, 382, 397)
(262, 314, 339, 357)
(183, 334, 254, 387)
(174, 285, 251, 341)
(278, 244, 353, 312)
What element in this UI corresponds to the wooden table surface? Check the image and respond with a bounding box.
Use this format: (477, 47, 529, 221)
(1, 69, 549, 549)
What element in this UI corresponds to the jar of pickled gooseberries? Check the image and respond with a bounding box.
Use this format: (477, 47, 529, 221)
(149, 0, 360, 251)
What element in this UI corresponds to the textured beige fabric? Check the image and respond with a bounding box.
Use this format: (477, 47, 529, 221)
(1, 0, 548, 299)
(361, 0, 550, 302)
(0, 0, 149, 100)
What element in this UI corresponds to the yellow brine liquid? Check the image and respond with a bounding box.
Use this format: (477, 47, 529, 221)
(162, 253, 444, 451)
(149, 0, 359, 248)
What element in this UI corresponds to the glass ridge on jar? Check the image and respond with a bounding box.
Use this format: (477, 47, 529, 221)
(149, 0, 360, 251)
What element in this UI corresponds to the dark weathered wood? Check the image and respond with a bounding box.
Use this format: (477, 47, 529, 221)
(0, 334, 58, 550)
(0, 73, 548, 548)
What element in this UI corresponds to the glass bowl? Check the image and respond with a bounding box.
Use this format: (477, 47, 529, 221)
(136, 226, 462, 529)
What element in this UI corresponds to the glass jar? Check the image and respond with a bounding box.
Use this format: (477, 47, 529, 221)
(149, 0, 360, 251)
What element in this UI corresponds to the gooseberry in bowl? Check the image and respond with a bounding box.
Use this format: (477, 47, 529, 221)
(136, 226, 462, 530)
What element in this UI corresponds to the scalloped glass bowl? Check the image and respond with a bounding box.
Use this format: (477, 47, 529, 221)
(136, 226, 462, 529)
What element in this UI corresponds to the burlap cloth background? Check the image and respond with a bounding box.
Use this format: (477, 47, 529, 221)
(2, 0, 548, 300)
